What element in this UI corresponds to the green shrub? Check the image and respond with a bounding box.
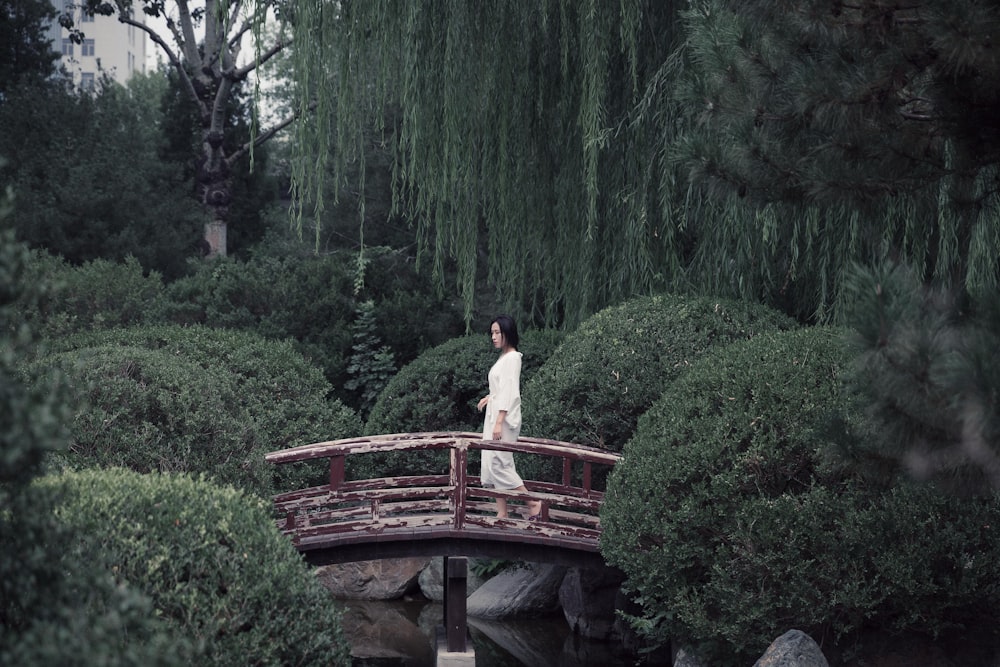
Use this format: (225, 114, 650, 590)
(2, 229, 186, 667)
(160, 254, 355, 388)
(522, 294, 797, 453)
(38, 468, 351, 667)
(359, 329, 564, 478)
(160, 247, 465, 405)
(601, 326, 1000, 663)
(31, 325, 362, 496)
(13, 251, 167, 340)
(1, 483, 190, 667)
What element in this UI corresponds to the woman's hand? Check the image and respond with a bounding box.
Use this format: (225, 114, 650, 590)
(492, 410, 507, 440)
(477, 396, 489, 412)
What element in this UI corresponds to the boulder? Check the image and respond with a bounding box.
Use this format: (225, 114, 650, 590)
(315, 557, 430, 600)
(418, 556, 487, 601)
(674, 647, 707, 667)
(558, 565, 626, 640)
(753, 629, 829, 667)
(466, 562, 567, 619)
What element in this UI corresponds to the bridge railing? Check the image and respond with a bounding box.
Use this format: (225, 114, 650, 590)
(265, 432, 621, 550)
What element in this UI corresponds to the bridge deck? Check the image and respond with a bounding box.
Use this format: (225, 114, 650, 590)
(265, 431, 620, 567)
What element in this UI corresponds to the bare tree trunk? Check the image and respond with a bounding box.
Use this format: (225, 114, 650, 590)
(200, 131, 232, 257)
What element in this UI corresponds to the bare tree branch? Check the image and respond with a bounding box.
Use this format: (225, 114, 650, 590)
(231, 37, 290, 81)
(114, 8, 206, 115)
(227, 101, 316, 166)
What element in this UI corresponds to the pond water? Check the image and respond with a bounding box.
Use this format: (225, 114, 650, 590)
(340, 598, 651, 667)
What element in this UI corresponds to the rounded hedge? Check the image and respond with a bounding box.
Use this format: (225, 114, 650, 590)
(522, 294, 797, 453)
(37, 468, 351, 667)
(2, 233, 184, 667)
(160, 248, 465, 400)
(601, 326, 1000, 663)
(360, 329, 564, 478)
(161, 254, 355, 389)
(31, 325, 362, 496)
(13, 251, 167, 340)
(367, 329, 564, 435)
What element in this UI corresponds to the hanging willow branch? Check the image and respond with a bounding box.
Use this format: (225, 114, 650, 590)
(275, 0, 1000, 328)
(281, 0, 692, 326)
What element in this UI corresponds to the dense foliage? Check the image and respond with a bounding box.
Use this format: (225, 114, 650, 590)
(0, 0, 59, 92)
(0, 75, 204, 279)
(14, 251, 167, 340)
(838, 263, 1000, 493)
(29, 325, 361, 497)
(601, 326, 1000, 663)
(1, 228, 188, 666)
(10, 247, 464, 410)
(38, 468, 351, 667)
(162, 246, 464, 402)
(523, 294, 797, 452)
(677, 1, 1000, 293)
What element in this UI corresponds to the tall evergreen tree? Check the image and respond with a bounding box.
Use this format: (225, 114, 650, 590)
(0, 0, 59, 94)
(0, 73, 204, 279)
(839, 262, 1000, 493)
(675, 0, 1000, 295)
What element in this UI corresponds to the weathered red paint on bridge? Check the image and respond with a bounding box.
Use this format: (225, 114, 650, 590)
(265, 432, 621, 567)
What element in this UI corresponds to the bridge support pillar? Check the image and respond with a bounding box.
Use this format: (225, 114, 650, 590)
(435, 556, 474, 666)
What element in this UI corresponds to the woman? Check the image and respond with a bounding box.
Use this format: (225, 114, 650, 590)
(477, 315, 541, 520)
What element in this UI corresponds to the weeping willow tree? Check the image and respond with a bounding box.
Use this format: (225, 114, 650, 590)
(284, 0, 692, 326)
(279, 0, 1000, 327)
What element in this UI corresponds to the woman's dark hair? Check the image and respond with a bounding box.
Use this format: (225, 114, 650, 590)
(490, 315, 519, 350)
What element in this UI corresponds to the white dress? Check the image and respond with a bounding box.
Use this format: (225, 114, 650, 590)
(480, 350, 524, 490)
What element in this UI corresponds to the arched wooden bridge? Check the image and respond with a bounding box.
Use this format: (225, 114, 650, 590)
(265, 432, 622, 570)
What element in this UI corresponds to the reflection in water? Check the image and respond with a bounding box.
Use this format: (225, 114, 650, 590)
(341, 599, 645, 667)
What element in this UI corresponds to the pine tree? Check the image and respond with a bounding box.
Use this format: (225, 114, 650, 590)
(0, 0, 59, 94)
(840, 262, 1000, 493)
(345, 299, 396, 417)
(676, 0, 1000, 293)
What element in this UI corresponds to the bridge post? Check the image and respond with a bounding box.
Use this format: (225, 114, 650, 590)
(435, 556, 474, 666)
(450, 444, 467, 529)
(329, 454, 345, 490)
(444, 556, 468, 651)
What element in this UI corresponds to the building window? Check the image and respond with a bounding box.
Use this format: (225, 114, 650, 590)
(80, 72, 95, 90)
(82, 39, 95, 57)
(81, 11, 94, 23)
(61, 39, 74, 57)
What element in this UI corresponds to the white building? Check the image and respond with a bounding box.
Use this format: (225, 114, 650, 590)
(47, 1, 147, 88)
